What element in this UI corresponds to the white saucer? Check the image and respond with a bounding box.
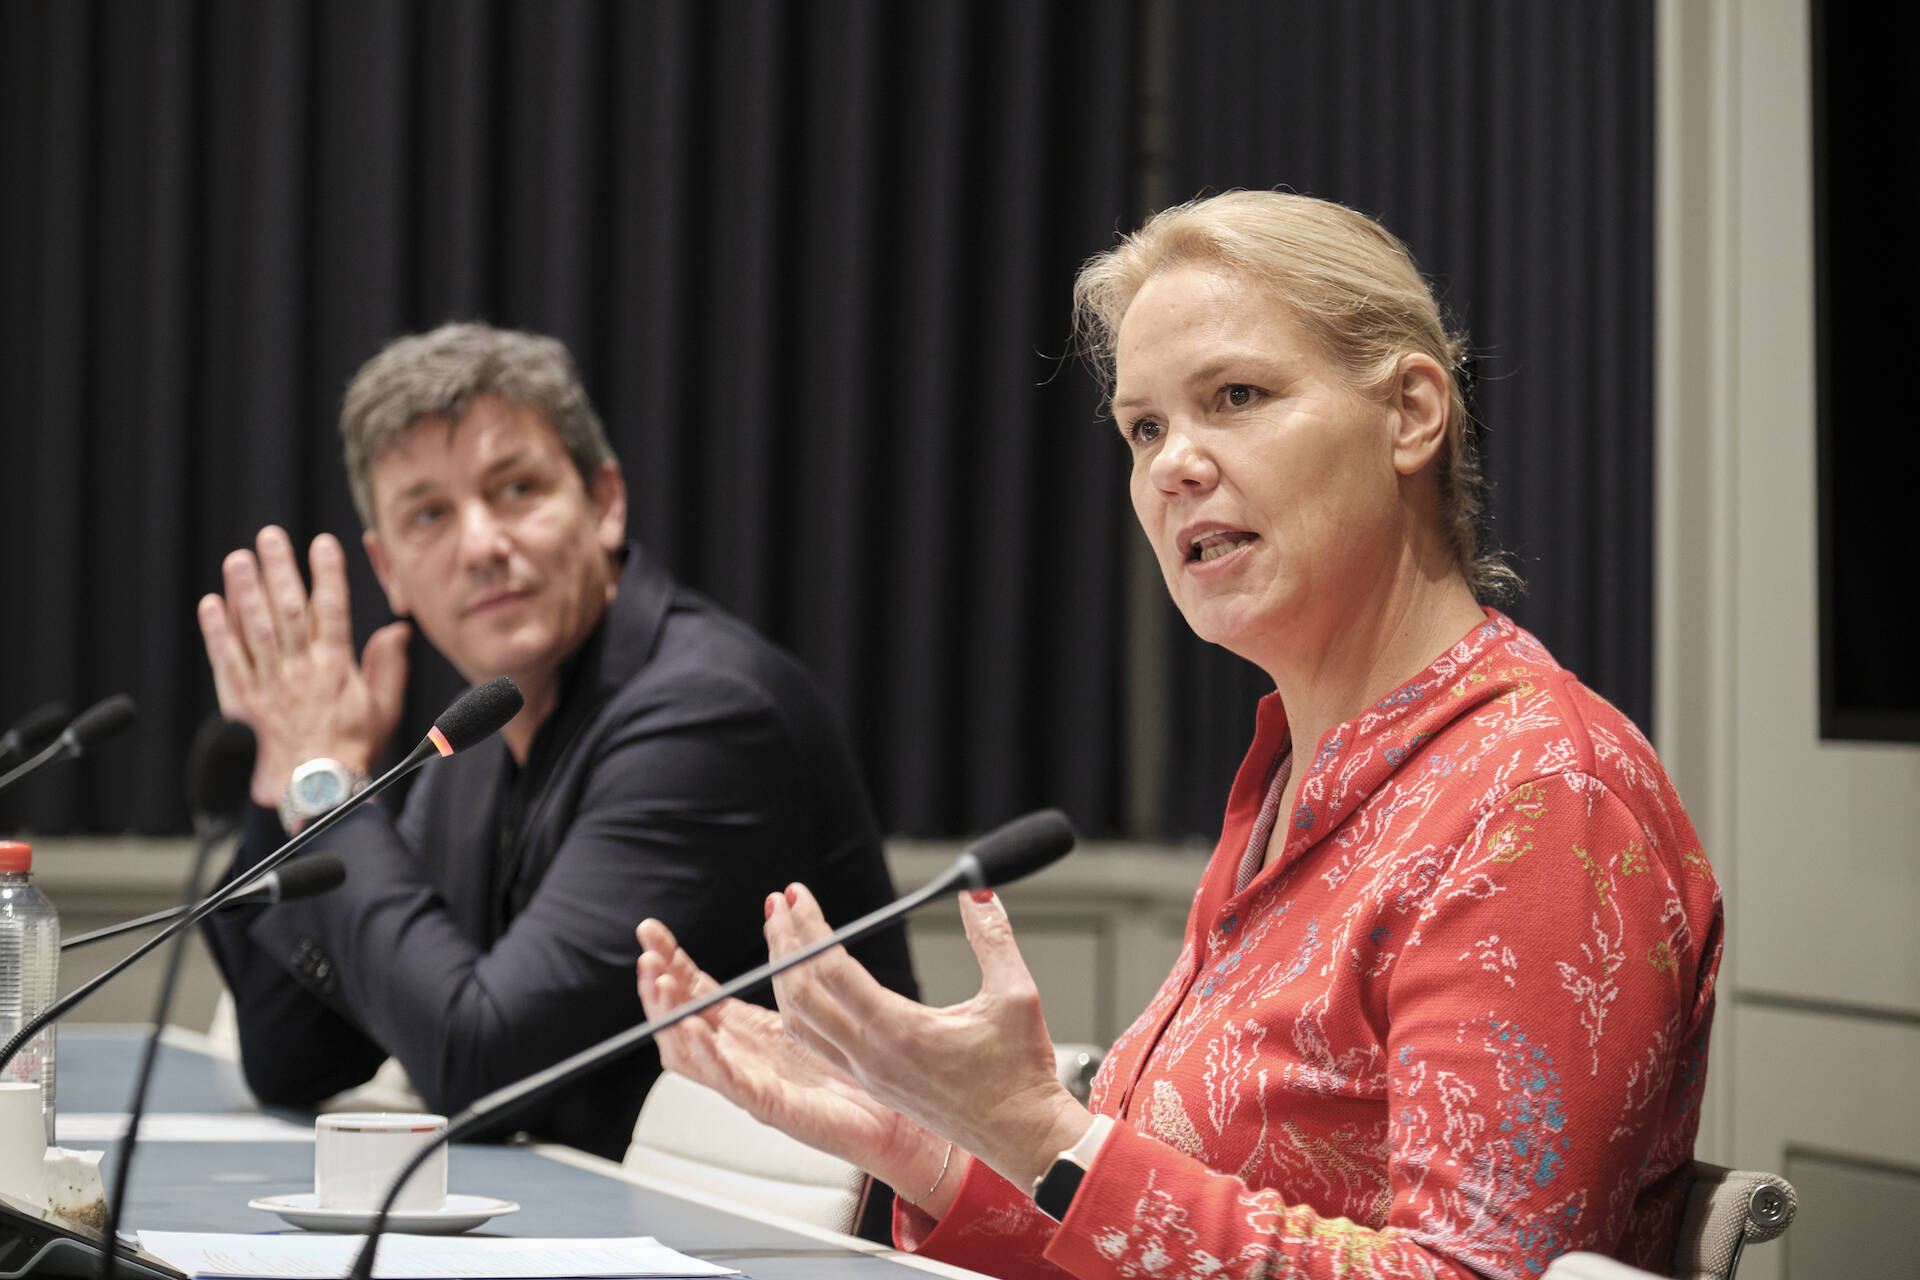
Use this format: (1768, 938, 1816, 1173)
(247, 1192, 520, 1234)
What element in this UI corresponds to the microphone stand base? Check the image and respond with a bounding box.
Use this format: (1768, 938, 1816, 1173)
(0, 1195, 182, 1280)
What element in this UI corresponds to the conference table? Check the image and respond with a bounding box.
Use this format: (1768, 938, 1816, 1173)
(34, 1027, 991, 1279)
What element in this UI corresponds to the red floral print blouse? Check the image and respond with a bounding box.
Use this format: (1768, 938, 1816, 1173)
(899, 612, 1721, 1280)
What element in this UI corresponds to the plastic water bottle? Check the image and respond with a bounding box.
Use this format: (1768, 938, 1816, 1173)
(0, 840, 58, 1143)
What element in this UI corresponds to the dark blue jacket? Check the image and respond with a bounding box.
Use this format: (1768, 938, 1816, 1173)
(202, 543, 916, 1159)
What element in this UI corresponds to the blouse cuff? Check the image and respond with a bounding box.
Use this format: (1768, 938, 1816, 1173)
(1039, 1120, 1173, 1275)
(893, 1151, 1058, 1262)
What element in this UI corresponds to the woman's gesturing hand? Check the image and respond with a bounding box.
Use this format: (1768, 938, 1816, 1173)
(635, 916, 955, 1211)
(763, 884, 1094, 1197)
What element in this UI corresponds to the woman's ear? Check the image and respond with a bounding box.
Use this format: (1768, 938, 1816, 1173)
(1389, 352, 1452, 476)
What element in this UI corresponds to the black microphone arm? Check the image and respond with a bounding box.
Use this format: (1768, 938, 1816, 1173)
(0, 694, 137, 794)
(347, 807, 1076, 1280)
(0, 700, 70, 764)
(97, 715, 257, 1280)
(0, 679, 522, 1075)
(60, 854, 349, 950)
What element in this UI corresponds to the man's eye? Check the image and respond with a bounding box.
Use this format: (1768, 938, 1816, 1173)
(410, 505, 446, 528)
(1223, 385, 1255, 408)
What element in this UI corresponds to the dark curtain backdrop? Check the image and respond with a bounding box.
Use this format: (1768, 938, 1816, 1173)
(1157, 0, 1657, 832)
(0, 0, 1655, 844)
(0, 0, 1136, 838)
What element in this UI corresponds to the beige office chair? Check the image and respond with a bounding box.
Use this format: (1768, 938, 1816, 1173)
(1672, 1162, 1796, 1280)
(1542, 1161, 1797, 1280)
(1053, 1042, 1104, 1105)
(623, 1042, 1110, 1236)
(1052, 1043, 1113, 1105)
(204, 989, 242, 1061)
(624, 1072, 870, 1234)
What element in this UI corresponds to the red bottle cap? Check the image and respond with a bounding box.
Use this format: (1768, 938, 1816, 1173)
(0, 841, 31, 872)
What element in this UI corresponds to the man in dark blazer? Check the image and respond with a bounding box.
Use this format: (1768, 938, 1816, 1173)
(198, 322, 915, 1160)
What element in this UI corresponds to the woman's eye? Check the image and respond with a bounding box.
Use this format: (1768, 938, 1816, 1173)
(1224, 384, 1256, 408)
(1128, 419, 1163, 445)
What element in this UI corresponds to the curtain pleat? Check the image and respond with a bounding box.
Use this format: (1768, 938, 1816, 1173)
(1158, 0, 1656, 833)
(0, 0, 1137, 838)
(0, 0, 1649, 843)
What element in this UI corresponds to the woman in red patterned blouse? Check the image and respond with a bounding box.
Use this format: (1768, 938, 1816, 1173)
(636, 191, 1720, 1280)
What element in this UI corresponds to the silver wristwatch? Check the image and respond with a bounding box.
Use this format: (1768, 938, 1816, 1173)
(278, 758, 370, 832)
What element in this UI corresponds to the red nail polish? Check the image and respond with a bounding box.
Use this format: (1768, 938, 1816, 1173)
(764, 894, 777, 920)
(971, 889, 995, 904)
(785, 886, 799, 907)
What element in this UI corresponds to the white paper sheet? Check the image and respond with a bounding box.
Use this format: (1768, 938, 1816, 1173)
(134, 1232, 741, 1279)
(58, 1113, 316, 1143)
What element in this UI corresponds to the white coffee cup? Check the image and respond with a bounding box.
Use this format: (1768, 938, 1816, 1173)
(0, 1082, 47, 1208)
(314, 1112, 448, 1213)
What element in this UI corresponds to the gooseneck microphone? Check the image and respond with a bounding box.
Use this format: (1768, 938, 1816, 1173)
(347, 807, 1077, 1280)
(60, 855, 350, 950)
(98, 717, 258, 1280)
(0, 694, 138, 794)
(63, 696, 139, 752)
(0, 678, 522, 1076)
(185, 719, 260, 843)
(233, 852, 349, 902)
(0, 700, 70, 765)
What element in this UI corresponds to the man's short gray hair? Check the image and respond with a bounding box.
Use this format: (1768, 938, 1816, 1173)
(340, 322, 617, 528)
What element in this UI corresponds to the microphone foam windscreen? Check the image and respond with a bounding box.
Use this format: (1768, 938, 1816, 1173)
(429, 676, 524, 755)
(278, 853, 348, 900)
(68, 693, 138, 747)
(969, 808, 1077, 889)
(6, 701, 71, 753)
(187, 717, 257, 822)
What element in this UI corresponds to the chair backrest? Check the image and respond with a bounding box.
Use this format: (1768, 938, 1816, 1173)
(205, 989, 241, 1060)
(624, 1073, 869, 1236)
(622, 1046, 1109, 1236)
(1672, 1161, 1797, 1280)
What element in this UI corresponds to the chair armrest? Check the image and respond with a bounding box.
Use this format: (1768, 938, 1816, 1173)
(1674, 1161, 1798, 1280)
(1053, 1042, 1104, 1105)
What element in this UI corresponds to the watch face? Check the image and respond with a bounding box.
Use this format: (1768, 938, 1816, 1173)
(1034, 1157, 1089, 1222)
(292, 767, 346, 811)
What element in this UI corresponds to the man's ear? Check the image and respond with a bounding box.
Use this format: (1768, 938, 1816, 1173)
(1388, 352, 1452, 476)
(591, 461, 628, 552)
(362, 528, 411, 617)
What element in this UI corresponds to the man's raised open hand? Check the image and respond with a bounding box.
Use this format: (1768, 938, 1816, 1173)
(196, 525, 410, 809)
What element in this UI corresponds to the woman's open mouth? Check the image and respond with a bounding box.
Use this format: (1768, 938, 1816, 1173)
(1188, 531, 1258, 564)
